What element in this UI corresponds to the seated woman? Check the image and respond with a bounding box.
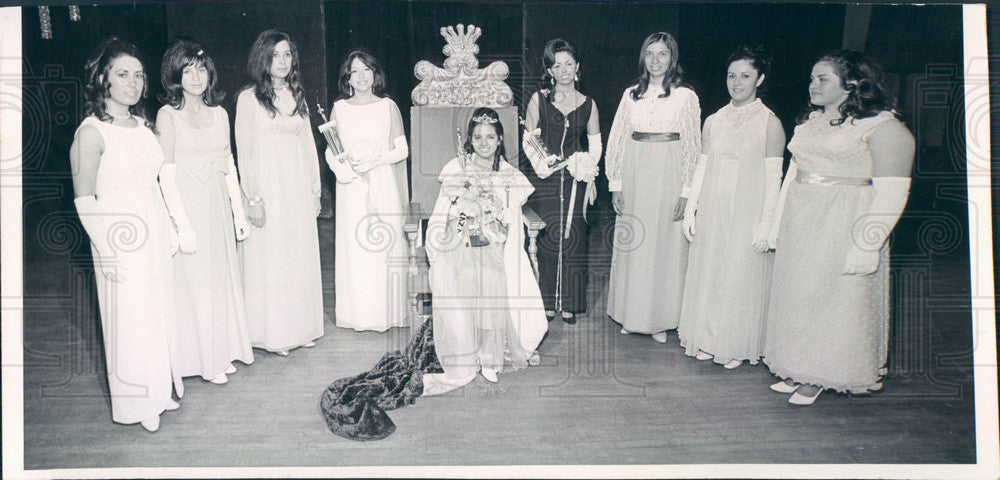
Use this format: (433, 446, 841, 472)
(422, 107, 548, 395)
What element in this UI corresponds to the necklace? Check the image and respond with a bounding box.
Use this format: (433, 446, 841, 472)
(109, 111, 133, 122)
(274, 83, 290, 92)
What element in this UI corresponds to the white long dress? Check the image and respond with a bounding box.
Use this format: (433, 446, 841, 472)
(763, 111, 898, 393)
(677, 99, 776, 364)
(421, 158, 548, 395)
(331, 98, 409, 332)
(235, 89, 324, 352)
(605, 85, 701, 334)
(76, 116, 182, 424)
(159, 105, 254, 379)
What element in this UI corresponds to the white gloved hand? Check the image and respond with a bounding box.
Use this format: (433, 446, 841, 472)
(326, 148, 358, 184)
(74, 195, 127, 283)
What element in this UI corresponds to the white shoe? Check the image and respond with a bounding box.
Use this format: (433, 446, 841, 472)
(209, 373, 228, 385)
(695, 351, 713, 361)
(770, 380, 798, 394)
(303, 341, 316, 348)
(528, 351, 541, 366)
(620, 327, 630, 334)
(274, 350, 289, 356)
(140, 415, 160, 432)
(164, 400, 180, 411)
(651, 332, 668, 343)
(481, 368, 499, 383)
(224, 363, 237, 374)
(789, 388, 822, 405)
(723, 359, 742, 370)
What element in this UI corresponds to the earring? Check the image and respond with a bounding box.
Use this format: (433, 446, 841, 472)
(549, 76, 555, 87)
(575, 73, 579, 83)
(349, 86, 354, 96)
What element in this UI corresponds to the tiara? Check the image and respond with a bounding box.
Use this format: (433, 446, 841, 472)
(196, 49, 204, 56)
(472, 113, 498, 124)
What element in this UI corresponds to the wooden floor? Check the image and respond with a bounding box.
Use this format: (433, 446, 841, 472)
(19, 201, 978, 470)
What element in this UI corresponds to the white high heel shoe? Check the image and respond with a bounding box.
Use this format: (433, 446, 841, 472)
(209, 372, 228, 385)
(164, 399, 180, 411)
(723, 359, 742, 369)
(695, 350, 713, 361)
(481, 368, 499, 383)
(140, 415, 160, 432)
(770, 380, 799, 394)
(651, 332, 668, 343)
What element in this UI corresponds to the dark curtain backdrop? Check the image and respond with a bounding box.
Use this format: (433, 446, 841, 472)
(21, 0, 971, 325)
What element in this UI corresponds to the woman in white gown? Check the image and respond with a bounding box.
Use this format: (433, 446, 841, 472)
(678, 46, 786, 369)
(156, 40, 254, 385)
(236, 30, 324, 355)
(70, 38, 186, 432)
(324, 50, 409, 332)
(421, 108, 547, 395)
(606, 32, 701, 343)
(764, 50, 914, 405)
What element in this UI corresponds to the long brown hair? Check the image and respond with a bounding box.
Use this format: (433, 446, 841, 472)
(245, 29, 308, 117)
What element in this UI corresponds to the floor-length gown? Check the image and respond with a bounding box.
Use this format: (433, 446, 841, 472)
(605, 85, 701, 334)
(332, 98, 409, 332)
(159, 105, 254, 379)
(76, 116, 182, 424)
(677, 99, 776, 364)
(422, 158, 547, 395)
(524, 93, 593, 314)
(236, 89, 324, 352)
(763, 110, 898, 392)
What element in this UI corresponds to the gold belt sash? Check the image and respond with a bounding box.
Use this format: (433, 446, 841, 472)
(796, 170, 872, 187)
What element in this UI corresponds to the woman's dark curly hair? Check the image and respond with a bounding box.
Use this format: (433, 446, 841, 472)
(245, 29, 308, 118)
(159, 39, 225, 109)
(463, 107, 505, 172)
(727, 44, 772, 96)
(540, 38, 578, 102)
(631, 32, 684, 101)
(802, 49, 897, 126)
(337, 49, 388, 100)
(82, 37, 151, 127)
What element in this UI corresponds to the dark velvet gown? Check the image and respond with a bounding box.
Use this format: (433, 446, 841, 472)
(523, 91, 593, 314)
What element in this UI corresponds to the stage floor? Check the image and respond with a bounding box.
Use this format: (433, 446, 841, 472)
(20, 206, 977, 469)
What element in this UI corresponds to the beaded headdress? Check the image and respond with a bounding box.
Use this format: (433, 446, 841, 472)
(471, 113, 499, 124)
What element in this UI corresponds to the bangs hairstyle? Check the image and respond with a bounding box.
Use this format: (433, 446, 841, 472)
(727, 45, 772, 96)
(802, 49, 897, 126)
(541, 38, 578, 102)
(631, 32, 684, 101)
(337, 50, 388, 99)
(463, 107, 505, 172)
(82, 37, 152, 127)
(159, 39, 224, 108)
(245, 29, 308, 117)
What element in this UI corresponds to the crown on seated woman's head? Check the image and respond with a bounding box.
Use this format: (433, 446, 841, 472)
(472, 113, 499, 124)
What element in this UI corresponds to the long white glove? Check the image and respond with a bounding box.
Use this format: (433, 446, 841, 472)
(567, 133, 602, 183)
(74, 195, 125, 283)
(224, 158, 251, 241)
(158, 163, 197, 254)
(522, 128, 560, 179)
(843, 176, 911, 275)
(767, 160, 797, 249)
(682, 153, 707, 242)
(325, 148, 358, 184)
(751, 157, 783, 253)
(356, 136, 409, 173)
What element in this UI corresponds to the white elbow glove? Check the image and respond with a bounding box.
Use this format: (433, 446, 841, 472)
(224, 158, 251, 241)
(843, 176, 911, 275)
(682, 154, 707, 242)
(74, 195, 126, 283)
(751, 157, 783, 252)
(375, 136, 409, 165)
(522, 128, 558, 179)
(767, 160, 797, 250)
(158, 163, 197, 254)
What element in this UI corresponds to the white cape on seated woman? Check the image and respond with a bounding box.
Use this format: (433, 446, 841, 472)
(420, 156, 548, 396)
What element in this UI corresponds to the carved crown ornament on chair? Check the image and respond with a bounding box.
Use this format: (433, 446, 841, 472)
(403, 24, 545, 325)
(411, 24, 514, 107)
